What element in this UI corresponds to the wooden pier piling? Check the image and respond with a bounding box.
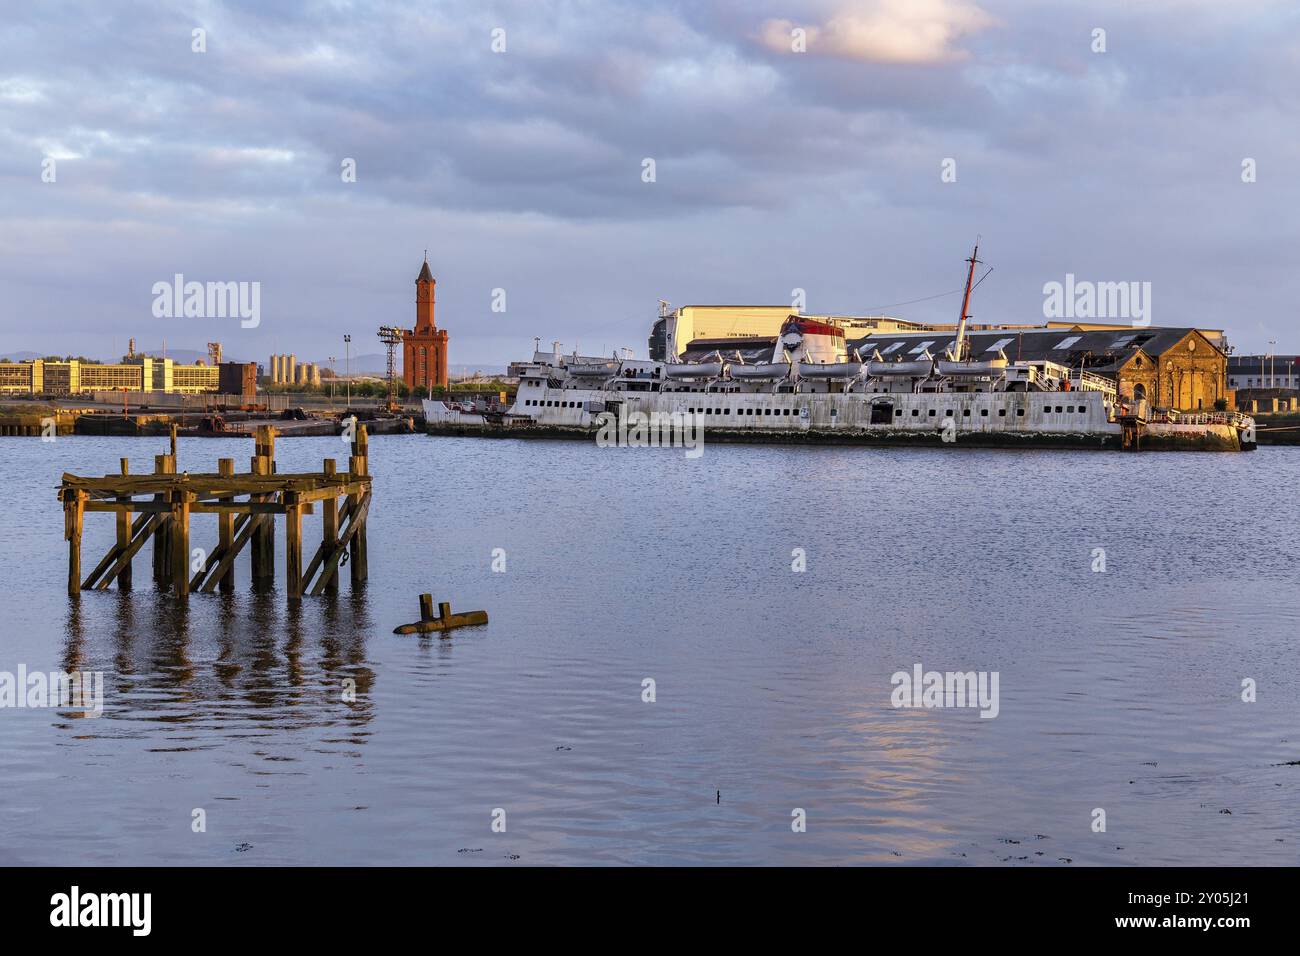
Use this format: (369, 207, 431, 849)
(171, 487, 191, 598)
(321, 459, 339, 596)
(116, 458, 132, 591)
(216, 458, 235, 592)
(152, 452, 174, 586)
(65, 489, 84, 599)
(58, 424, 372, 602)
(348, 424, 368, 588)
(251, 425, 275, 583)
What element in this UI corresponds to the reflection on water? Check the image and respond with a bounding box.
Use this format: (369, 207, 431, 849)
(2, 435, 1299, 865)
(56, 590, 376, 746)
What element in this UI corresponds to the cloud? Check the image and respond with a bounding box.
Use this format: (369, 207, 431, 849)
(758, 0, 994, 64)
(1, 0, 1298, 362)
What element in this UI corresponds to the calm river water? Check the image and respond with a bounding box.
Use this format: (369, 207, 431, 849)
(1, 434, 1297, 865)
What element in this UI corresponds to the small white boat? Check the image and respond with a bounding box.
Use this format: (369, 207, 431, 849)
(730, 363, 790, 380)
(567, 361, 620, 378)
(797, 361, 864, 379)
(936, 353, 1008, 377)
(865, 348, 934, 377)
(664, 361, 724, 378)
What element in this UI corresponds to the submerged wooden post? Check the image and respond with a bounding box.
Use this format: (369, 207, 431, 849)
(251, 425, 276, 583)
(322, 459, 339, 596)
(116, 457, 132, 591)
(285, 490, 303, 601)
(349, 424, 369, 587)
(249, 453, 266, 581)
(394, 595, 488, 635)
(152, 453, 175, 585)
(151, 455, 163, 582)
(171, 488, 191, 598)
(260, 426, 276, 580)
(168, 430, 180, 591)
(66, 490, 85, 598)
(217, 458, 235, 592)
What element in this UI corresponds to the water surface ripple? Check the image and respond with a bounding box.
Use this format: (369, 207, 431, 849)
(1, 436, 1297, 865)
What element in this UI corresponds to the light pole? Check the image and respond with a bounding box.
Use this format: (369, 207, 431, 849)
(344, 334, 352, 409)
(328, 355, 336, 411)
(1268, 340, 1276, 389)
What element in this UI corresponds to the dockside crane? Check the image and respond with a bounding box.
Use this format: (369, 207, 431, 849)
(377, 326, 404, 412)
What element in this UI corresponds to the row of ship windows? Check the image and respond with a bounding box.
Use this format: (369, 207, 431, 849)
(896, 406, 1089, 417)
(687, 407, 797, 416)
(904, 408, 1022, 418)
(897, 406, 1087, 418)
(525, 399, 1090, 416)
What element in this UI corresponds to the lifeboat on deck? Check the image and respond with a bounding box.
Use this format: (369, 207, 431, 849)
(797, 360, 864, 379)
(730, 363, 789, 381)
(664, 352, 725, 378)
(865, 348, 935, 378)
(567, 360, 620, 378)
(730, 349, 791, 381)
(935, 350, 1008, 378)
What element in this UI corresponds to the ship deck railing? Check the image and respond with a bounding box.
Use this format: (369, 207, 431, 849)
(1068, 370, 1118, 393)
(1157, 410, 1252, 427)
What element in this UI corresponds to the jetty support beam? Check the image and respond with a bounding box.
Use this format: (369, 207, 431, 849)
(348, 425, 369, 588)
(65, 489, 85, 598)
(116, 457, 132, 591)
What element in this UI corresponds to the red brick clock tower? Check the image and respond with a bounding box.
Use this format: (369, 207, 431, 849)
(402, 256, 449, 390)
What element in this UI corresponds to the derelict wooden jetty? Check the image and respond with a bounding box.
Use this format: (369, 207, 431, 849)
(58, 424, 371, 601)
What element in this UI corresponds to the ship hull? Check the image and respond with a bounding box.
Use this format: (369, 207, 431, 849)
(426, 419, 1125, 449)
(426, 388, 1249, 451)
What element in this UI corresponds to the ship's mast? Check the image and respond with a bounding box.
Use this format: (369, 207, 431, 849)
(953, 242, 980, 362)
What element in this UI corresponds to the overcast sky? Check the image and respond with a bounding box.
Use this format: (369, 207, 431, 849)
(2, 0, 1297, 364)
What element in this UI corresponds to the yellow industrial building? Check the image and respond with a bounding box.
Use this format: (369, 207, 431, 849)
(0, 357, 220, 396)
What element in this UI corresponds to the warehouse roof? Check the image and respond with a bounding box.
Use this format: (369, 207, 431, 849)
(674, 325, 1220, 372)
(846, 326, 1212, 367)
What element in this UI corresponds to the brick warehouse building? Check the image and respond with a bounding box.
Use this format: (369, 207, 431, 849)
(840, 326, 1230, 410)
(402, 258, 449, 390)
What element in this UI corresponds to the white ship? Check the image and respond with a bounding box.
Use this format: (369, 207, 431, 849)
(425, 246, 1256, 452)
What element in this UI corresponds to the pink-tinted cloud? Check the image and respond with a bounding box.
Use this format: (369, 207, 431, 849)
(758, 0, 994, 64)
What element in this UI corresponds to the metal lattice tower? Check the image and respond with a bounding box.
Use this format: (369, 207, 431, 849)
(377, 326, 404, 409)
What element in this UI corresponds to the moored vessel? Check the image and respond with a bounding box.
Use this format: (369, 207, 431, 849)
(425, 245, 1256, 453)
